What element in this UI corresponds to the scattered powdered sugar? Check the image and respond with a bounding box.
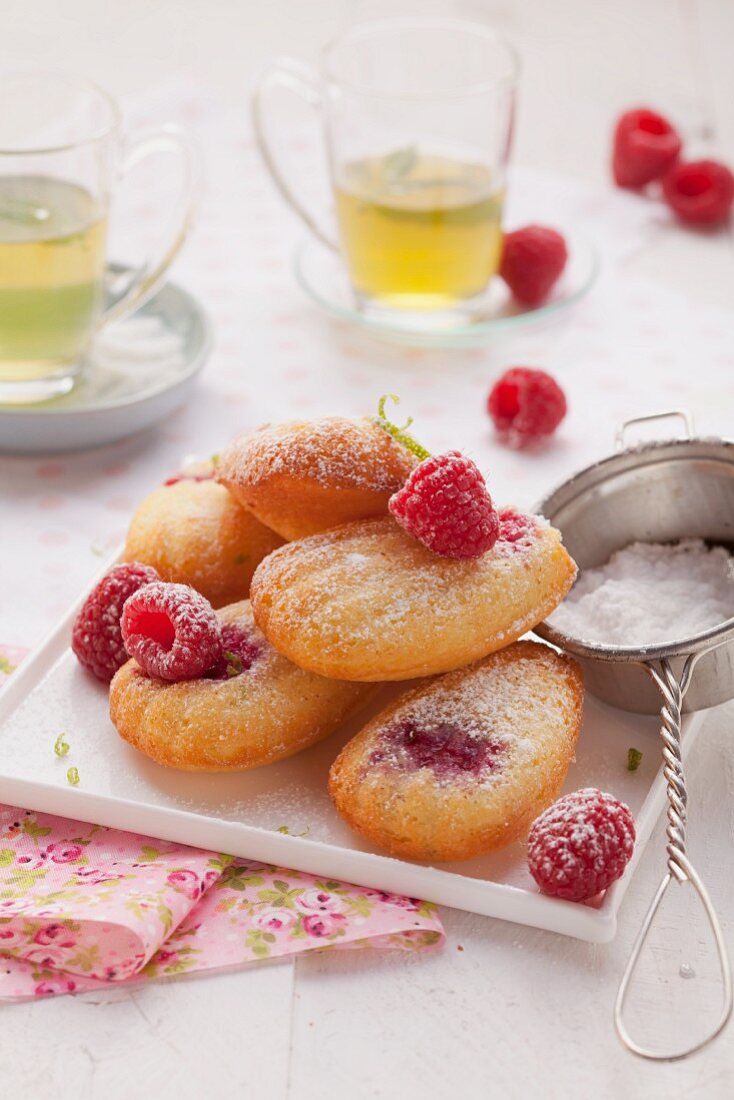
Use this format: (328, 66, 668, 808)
(550, 539, 734, 647)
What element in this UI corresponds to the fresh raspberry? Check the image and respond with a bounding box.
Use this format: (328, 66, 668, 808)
(488, 367, 567, 448)
(528, 788, 635, 902)
(499, 226, 568, 307)
(71, 562, 160, 682)
(121, 582, 223, 681)
(388, 451, 499, 560)
(662, 159, 734, 226)
(612, 108, 682, 188)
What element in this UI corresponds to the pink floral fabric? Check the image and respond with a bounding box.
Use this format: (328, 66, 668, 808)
(0, 802, 444, 1002)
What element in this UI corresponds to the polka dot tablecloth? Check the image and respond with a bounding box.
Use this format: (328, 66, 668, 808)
(2, 81, 732, 654)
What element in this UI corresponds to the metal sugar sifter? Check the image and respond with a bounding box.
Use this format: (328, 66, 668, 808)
(534, 411, 734, 1062)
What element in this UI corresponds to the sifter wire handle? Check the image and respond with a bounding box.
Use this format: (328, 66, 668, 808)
(614, 656, 732, 1061)
(614, 409, 694, 452)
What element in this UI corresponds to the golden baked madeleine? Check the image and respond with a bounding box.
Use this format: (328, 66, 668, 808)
(329, 641, 583, 862)
(250, 509, 576, 681)
(123, 477, 283, 608)
(217, 416, 418, 540)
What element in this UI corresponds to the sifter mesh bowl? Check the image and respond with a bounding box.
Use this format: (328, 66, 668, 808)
(534, 427, 734, 714)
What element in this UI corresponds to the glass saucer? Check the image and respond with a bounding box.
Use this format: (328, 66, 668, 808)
(0, 268, 211, 454)
(294, 226, 599, 348)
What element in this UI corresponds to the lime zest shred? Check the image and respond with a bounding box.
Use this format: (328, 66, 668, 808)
(54, 733, 70, 757)
(224, 651, 243, 678)
(371, 394, 430, 461)
(276, 824, 310, 838)
(627, 747, 643, 772)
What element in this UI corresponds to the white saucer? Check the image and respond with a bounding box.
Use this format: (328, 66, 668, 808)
(294, 226, 599, 348)
(0, 274, 211, 454)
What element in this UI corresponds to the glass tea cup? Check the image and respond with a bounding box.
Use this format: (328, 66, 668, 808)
(0, 72, 197, 404)
(253, 17, 519, 325)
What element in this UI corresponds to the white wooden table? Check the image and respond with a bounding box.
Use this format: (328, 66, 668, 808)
(3, 1, 734, 1096)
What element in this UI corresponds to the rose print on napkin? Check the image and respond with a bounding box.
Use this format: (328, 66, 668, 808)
(0, 805, 444, 1001)
(0, 806, 217, 982)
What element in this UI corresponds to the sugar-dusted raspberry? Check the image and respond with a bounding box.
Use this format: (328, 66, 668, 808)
(71, 562, 160, 682)
(206, 623, 263, 680)
(528, 788, 635, 902)
(499, 226, 568, 307)
(388, 451, 499, 560)
(662, 159, 734, 226)
(488, 366, 567, 448)
(121, 582, 223, 681)
(612, 108, 682, 188)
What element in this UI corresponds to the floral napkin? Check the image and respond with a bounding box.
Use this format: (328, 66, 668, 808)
(0, 649, 444, 1002)
(0, 804, 443, 1002)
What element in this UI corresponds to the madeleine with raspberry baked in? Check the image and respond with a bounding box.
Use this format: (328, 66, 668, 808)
(330, 641, 583, 862)
(110, 586, 373, 772)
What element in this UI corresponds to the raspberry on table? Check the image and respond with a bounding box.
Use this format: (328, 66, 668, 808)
(612, 108, 682, 188)
(388, 451, 500, 560)
(499, 225, 568, 307)
(662, 159, 734, 226)
(527, 788, 635, 902)
(121, 581, 223, 681)
(487, 366, 567, 448)
(71, 562, 160, 682)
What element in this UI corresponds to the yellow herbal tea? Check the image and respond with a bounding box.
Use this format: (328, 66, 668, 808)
(334, 152, 503, 309)
(0, 175, 107, 381)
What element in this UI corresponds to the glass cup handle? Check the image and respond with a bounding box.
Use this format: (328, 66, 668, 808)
(100, 124, 200, 327)
(252, 59, 338, 251)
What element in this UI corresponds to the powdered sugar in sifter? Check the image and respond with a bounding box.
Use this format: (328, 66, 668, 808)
(535, 411, 734, 1061)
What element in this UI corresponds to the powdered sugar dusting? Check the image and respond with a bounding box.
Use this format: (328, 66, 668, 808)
(366, 648, 569, 788)
(222, 417, 415, 492)
(550, 539, 734, 646)
(254, 510, 558, 662)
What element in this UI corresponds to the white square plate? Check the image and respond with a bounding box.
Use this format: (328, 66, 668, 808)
(0, 563, 700, 943)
